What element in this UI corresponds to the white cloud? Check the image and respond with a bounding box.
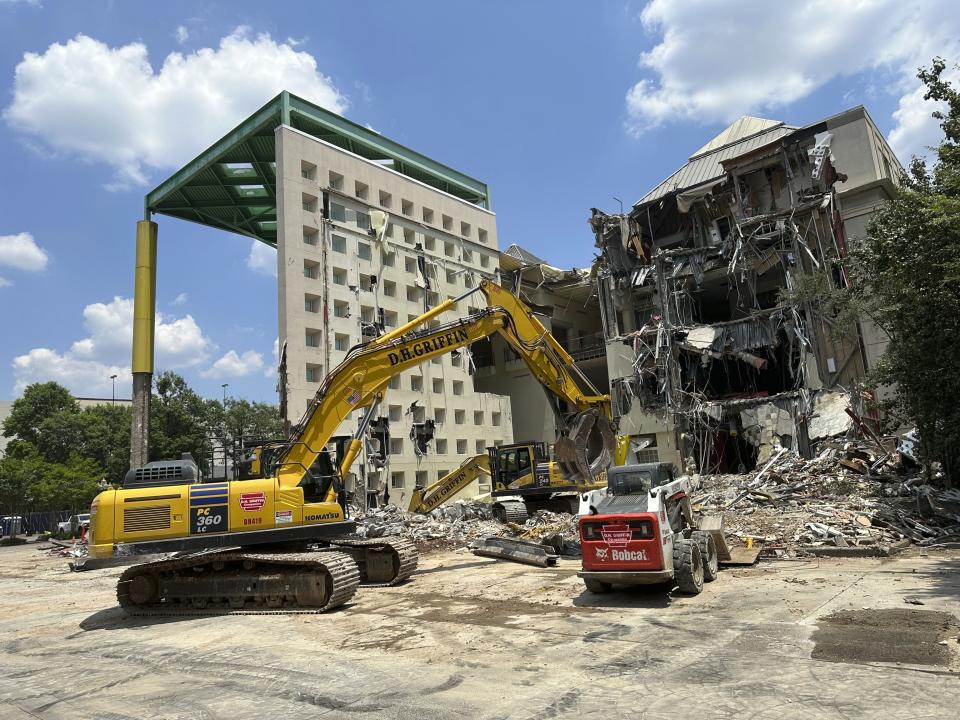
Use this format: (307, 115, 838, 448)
(202, 350, 264, 379)
(5, 27, 348, 189)
(172, 291, 188, 306)
(0, 232, 48, 271)
(12, 296, 215, 395)
(175, 25, 189, 44)
(265, 337, 279, 378)
(246, 240, 276, 276)
(0, 276, 11, 288)
(625, 0, 960, 161)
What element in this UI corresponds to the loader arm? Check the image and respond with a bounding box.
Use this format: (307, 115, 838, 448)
(275, 279, 614, 497)
(408, 454, 491, 514)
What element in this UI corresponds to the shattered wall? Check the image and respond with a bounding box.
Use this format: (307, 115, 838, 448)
(590, 106, 901, 473)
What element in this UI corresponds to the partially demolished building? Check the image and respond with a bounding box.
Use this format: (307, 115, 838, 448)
(592, 108, 900, 473)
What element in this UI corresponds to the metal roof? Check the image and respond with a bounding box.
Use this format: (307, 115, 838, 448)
(634, 118, 795, 209)
(145, 91, 491, 245)
(502, 244, 547, 265)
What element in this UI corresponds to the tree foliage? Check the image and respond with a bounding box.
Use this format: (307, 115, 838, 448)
(0, 373, 282, 514)
(850, 58, 960, 481)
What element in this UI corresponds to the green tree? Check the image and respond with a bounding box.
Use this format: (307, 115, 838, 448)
(851, 57, 960, 481)
(149, 371, 210, 464)
(2, 382, 78, 446)
(35, 404, 131, 483)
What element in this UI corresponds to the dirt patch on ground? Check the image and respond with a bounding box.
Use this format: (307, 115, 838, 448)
(811, 608, 959, 666)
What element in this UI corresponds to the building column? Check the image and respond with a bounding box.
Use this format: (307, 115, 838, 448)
(130, 219, 157, 469)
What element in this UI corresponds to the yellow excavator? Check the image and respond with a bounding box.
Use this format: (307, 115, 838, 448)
(88, 279, 615, 614)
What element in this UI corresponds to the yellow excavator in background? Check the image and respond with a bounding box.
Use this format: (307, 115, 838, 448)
(88, 279, 616, 614)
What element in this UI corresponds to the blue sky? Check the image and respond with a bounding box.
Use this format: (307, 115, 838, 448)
(0, 0, 955, 403)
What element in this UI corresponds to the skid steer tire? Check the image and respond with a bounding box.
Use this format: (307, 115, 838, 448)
(692, 531, 719, 582)
(583, 578, 612, 594)
(672, 539, 704, 595)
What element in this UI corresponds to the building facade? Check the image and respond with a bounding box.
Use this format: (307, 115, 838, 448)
(273, 125, 513, 507)
(590, 107, 900, 473)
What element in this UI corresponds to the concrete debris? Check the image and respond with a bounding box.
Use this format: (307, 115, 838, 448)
(353, 501, 582, 555)
(695, 433, 960, 556)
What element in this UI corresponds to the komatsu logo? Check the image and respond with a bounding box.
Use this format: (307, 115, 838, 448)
(612, 549, 648, 562)
(387, 328, 470, 366)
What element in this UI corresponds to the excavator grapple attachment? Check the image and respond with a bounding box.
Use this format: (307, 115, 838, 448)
(554, 409, 616, 481)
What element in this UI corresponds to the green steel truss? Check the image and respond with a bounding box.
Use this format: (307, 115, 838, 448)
(145, 91, 491, 245)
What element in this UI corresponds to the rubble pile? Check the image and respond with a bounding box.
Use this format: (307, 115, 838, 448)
(695, 440, 960, 555)
(353, 501, 582, 553)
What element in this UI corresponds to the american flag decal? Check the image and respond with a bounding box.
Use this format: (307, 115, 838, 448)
(346, 388, 361, 405)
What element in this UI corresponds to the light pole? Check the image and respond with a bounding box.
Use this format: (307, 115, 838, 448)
(110, 374, 118, 405)
(221, 383, 229, 480)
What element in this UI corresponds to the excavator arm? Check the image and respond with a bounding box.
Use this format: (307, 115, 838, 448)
(274, 279, 615, 497)
(407, 454, 491, 514)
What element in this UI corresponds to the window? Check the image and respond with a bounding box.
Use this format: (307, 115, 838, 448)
(434, 408, 446, 424)
(334, 333, 350, 351)
(444, 241, 454, 257)
(354, 180, 368, 200)
(383, 280, 396, 297)
(437, 469, 449, 482)
(331, 234, 346, 253)
(333, 300, 349, 318)
(474, 411, 484, 425)
(304, 294, 320, 313)
(306, 364, 322, 382)
(451, 352, 462, 367)
(422, 207, 434, 224)
(406, 285, 420, 302)
(493, 440, 503, 448)
(464, 274, 475, 289)
(463, 249, 473, 263)
(411, 375, 423, 392)
(303, 260, 319, 279)
(453, 380, 464, 396)
(455, 409, 465, 425)
(405, 257, 417, 273)
(379, 189, 392, 208)
(305, 329, 320, 347)
(391, 471, 404, 489)
(478, 228, 488, 245)
(442, 214, 453, 231)
(408, 314, 418, 323)
(436, 438, 448, 454)
(456, 439, 467, 454)
(432, 378, 444, 394)
(383, 310, 398, 328)
(383, 251, 395, 267)
(390, 438, 403, 454)
(388, 376, 401, 390)
(416, 470, 428, 488)
(329, 202, 346, 222)
(358, 242, 372, 261)
(388, 405, 402, 421)
(461, 221, 471, 237)
(431, 355, 441, 366)
(301, 160, 317, 181)
(355, 210, 371, 231)
(401, 199, 413, 216)
(480, 254, 490, 268)
(403, 228, 416, 245)
(328, 171, 344, 190)
(427, 291, 440, 306)
(446, 269, 457, 285)
(492, 412, 501, 426)
(302, 193, 318, 212)
(475, 440, 486, 454)
(412, 405, 425, 422)
(424, 235, 436, 251)
(303, 226, 318, 245)
(332, 267, 347, 285)
(360, 305, 375, 323)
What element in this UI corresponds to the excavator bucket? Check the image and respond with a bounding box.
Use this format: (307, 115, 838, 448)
(554, 409, 616, 482)
(472, 536, 558, 568)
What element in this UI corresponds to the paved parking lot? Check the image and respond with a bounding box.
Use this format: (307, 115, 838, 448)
(1, 543, 959, 719)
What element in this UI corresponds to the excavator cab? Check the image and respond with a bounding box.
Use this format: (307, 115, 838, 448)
(488, 442, 547, 491)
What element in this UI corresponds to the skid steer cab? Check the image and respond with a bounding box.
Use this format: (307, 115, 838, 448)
(577, 463, 721, 595)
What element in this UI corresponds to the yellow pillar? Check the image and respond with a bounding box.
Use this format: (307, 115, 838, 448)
(130, 220, 157, 469)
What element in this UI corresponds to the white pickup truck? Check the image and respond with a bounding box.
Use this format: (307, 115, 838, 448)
(57, 514, 90, 536)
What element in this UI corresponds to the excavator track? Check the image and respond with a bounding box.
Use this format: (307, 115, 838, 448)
(116, 550, 360, 616)
(329, 536, 418, 586)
